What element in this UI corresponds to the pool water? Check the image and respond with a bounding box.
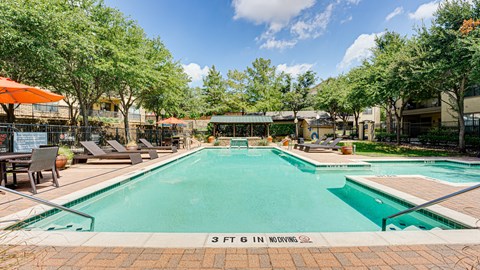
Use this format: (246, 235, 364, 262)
(367, 161, 480, 183)
(21, 149, 465, 233)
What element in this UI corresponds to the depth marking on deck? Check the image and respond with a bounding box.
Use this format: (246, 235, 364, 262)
(209, 235, 313, 244)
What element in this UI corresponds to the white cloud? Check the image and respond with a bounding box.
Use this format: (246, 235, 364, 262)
(182, 63, 209, 83)
(232, 0, 315, 33)
(408, 1, 439, 20)
(260, 38, 297, 50)
(277, 63, 313, 77)
(386, 7, 404, 21)
(291, 3, 334, 39)
(345, 0, 360, 5)
(338, 32, 384, 70)
(340, 15, 353, 24)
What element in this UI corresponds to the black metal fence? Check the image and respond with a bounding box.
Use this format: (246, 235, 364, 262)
(375, 120, 480, 138)
(0, 123, 180, 152)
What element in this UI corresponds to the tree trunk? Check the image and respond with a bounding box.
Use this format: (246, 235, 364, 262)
(395, 114, 402, 145)
(1, 104, 15, 123)
(293, 111, 298, 139)
(354, 111, 360, 138)
(332, 113, 337, 139)
(123, 111, 130, 143)
(386, 108, 393, 134)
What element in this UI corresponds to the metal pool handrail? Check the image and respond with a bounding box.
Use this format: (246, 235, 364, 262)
(0, 186, 95, 231)
(381, 182, 480, 231)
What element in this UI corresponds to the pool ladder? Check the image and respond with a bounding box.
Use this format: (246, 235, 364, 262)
(0, 186, 95, 231)
(381, 182, 480, 231)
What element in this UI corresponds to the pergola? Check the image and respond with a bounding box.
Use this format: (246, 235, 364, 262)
(210, 115, 273, 137)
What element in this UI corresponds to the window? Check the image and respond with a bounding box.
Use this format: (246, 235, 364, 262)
(33, 102, 58, 112)
(466, 84, 480, 98)
(464, 113, 480, 126)
(363, 107, 373, 115)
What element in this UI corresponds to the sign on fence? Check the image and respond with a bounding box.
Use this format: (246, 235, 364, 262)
(13, 132, 48, 152)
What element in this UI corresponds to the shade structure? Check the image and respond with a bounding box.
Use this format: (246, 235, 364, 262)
(158, 117, 187, 125)
(0, 77, 64, 104)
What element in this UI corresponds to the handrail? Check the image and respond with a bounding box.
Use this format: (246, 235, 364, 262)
(0, 186, 95, 231)
(381, 182, 480, 231)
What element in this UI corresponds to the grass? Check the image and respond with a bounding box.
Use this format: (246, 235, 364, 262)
(340, 141, 463, 157)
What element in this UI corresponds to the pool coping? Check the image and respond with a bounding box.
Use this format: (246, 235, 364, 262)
(0, 147, 479, 248)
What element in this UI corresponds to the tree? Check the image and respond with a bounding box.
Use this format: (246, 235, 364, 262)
(226, 69, 249, 114)
(202, 65, 228, 115)
(416, 0, 480, 152)
(282, 71, 316, 119)
(370, 32, 429, 144)
(315, 77, 347, 138)
(245, 58, 282, 114)
(345, 64, 374, 136)
(0, 0, 64, 122)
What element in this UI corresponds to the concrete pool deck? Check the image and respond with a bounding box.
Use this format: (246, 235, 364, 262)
(0, 146, 479, 268)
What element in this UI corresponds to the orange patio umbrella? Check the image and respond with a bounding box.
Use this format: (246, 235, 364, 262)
(0, 77, 64, 104)
(157, 117, 187, 125)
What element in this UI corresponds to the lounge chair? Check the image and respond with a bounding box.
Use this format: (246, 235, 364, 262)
(7, 147, 59, 194)
(73, 141, 143, 165)
(298, 137, 333, 151)
(304, 138, 343, 152)
(139, 139, 177, 153)
(294, 136, 327, 150)
(106, 140, 158, 159)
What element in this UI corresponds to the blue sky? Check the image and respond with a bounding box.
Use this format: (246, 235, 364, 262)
(104, 0, 441, 86)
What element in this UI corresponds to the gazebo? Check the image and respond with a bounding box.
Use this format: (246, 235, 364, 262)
(209, 115, 273, 137)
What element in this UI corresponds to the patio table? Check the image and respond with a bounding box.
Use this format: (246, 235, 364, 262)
(0, 152, 32, 186)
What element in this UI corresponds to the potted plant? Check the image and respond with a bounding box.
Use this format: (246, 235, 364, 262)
(126, 141, 138, 150)
(267, 136, 273, 143)
(57, 146, 74, 169)
(341, 142, 354, 155)
(208, 136, 215, 143)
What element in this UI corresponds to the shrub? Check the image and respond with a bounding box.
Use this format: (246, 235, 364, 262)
(257, 139, 269, 146)
(270, 124, 295, 137)
(213, 140, 220, 146)
(58, 146, 74, 160)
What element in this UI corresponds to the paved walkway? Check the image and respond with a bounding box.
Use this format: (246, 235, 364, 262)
(2, 244, 480, 269)
(1, 147, 480, 269)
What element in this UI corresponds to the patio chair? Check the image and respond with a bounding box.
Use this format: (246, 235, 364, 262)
(138, 139, 177, 153)
(73, 141, 143, 165)
(304, 138, 343, 153)
(298, 137, 333, 151)
(7, 147, 59, 194)
(294, 136, 326, 150)
(106, 140, 158, 159)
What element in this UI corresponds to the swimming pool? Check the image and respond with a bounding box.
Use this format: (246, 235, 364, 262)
(15, 148, 469, 233)
(366, 160, 480, 184)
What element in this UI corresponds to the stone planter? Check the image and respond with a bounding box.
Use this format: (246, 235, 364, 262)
(341, 146, 353, 155)
(56, 155, 68, 169)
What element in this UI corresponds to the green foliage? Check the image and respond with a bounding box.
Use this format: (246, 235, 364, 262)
(375, 132, 409, 143)
(246, 58, 283, 113)
(202, 65, 228, 115)
(257, 139, 269, 146)
(58, 146, 74, 160)
(270, 124, 296, 136)
(281, 71, 316, 116)
(351, 142, 461, 157)
(213, 140, 221, 146)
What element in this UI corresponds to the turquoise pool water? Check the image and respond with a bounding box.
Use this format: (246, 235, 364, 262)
(21, 149, 465, 233)
(367, 160, 480, 183)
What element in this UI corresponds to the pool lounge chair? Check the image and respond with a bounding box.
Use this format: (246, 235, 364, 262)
(304, 138, 343, 153)
(106, 140, 158, 159)
(298, 137, 333, 151)
(73, 141, 143, 165)
(294, 136, 327, 150)
(139, 139, 177, 153)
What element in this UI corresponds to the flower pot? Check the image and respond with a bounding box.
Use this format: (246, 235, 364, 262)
(208, 136, 215, 143)
(341, 146, 353, 155)
(267, 136, 273, 143)
(56, 155, 68, 169)
(283, 141, 289, 146)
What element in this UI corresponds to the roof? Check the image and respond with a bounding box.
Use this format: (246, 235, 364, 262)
(266, 111, 330, 121)
(210, 115, 273, 124)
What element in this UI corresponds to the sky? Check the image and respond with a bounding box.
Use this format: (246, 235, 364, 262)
(104, 0, 442, 87)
